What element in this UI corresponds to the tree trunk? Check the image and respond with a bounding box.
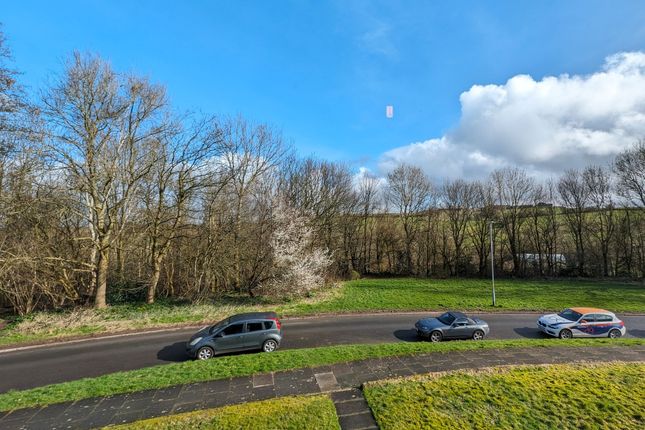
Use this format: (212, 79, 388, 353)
(94, 248, 109, 309)
(147, 257, 162, 304)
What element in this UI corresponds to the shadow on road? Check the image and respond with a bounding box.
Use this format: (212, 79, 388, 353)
(513, 327, 548, 339)
(393, 329, 420, 342)
(157, 342, 191, 362)
(627, 329, 645, 338)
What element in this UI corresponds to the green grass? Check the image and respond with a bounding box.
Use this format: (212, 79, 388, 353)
(1, 278, 643, 347)
(0, 338, 643, 412)
(106, 394, 339, 430)
(364, 362, 645, 430)
(291, 278, 645, 314)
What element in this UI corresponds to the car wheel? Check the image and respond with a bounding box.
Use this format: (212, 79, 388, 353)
(472, 330, 485, 341)
(197, 346, 214, 360)
(609, 329, 622, 339)
(429, 331, 443, 343)
(262, 339, 278, 352)
(559, 329, 573, 339)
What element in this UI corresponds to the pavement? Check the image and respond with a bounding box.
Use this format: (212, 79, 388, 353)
(1, 312, 644, 392)
(1, 344, 643, 430)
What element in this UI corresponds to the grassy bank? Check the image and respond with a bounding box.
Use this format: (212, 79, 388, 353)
(1, 278, 643, 347)
(291, 278, 645, 314)
(106, 395, 339, 430)
(1, 338, 643, 412)
(364, 362, 645, 429)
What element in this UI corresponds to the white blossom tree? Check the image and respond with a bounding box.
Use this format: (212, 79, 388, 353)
(263, 204, 332, 298)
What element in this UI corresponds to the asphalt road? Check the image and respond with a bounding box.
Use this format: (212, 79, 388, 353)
(1, 312, 643, 393)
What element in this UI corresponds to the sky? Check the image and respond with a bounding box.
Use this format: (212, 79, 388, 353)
(2, 0, 645, 181)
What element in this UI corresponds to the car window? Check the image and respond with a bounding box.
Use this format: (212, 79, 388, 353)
(438, 312, 456, 325)
(558, 309, 582, 321)
(222, 323, 244, 336)
(580, 314, 595, 322)
(454, 318, 468, 326)
(209, 318, 230, 334)
(594, 314, 613, 322)
(263, 321, 275, 330)
(466, 318, 476, 325)
(247, 322, 264, 332)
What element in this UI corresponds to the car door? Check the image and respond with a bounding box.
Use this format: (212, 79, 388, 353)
(244, 321, 266, 348)
(446, 318, 472, 339)
(589, 313, 613, 337)
(213, 322, 246, 351)
(574, 314, 596, 337)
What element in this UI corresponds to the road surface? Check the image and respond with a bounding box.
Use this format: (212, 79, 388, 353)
(1, 312, 643, 392)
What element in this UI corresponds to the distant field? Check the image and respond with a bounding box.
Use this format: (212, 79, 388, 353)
(107, 394, 339, 430)
(293, 278, 645, 314)
(364, 362, 645, 430)
(1, 278, 643, 347)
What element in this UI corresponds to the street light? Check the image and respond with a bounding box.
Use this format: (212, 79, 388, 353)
(489, 221, 497, 307)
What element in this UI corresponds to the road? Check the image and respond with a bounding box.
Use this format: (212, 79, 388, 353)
(1, 312, 643, 393)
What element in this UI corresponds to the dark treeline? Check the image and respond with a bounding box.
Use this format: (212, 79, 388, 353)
(0, 32, 644, 315)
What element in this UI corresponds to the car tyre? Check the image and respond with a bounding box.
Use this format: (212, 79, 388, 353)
(472, 330, 485, 341)
(608, 329, 622, 339)
(197, 346, 214, 360)
(559, 329, 573, 339)
(429, 331, 443, 343)
(262, 339, 278, 352)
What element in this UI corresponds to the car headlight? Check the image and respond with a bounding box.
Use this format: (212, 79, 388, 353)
(189, 337, 203, 346)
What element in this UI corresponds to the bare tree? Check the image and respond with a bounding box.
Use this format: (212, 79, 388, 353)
(218, 116, 288, 293)
(468, 180, 495, 275)
(356, 172, 381, 274)
(584, 165, 615, 276)
(441, 179, 476, 275)
(491, 167, 534, 275)
(42, 53, 168, 308)
(141, 116, 221, 303)
(614, 140, 645, 207)
(558, 169, 591, 276)
(385, 164, 432, 274)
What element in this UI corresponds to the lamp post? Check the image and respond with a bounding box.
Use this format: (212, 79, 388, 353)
(489, 221, 496, 307)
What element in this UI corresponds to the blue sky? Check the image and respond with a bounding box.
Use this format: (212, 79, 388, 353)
(3, 1, 645, 178)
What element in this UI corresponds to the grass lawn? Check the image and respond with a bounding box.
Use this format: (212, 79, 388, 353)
(364, 362, 645, 430)
(1, 278, 643, 347)
(292, 278, 645, 314)
(0, 338, 643, 412)
(106, 394, 339, 430)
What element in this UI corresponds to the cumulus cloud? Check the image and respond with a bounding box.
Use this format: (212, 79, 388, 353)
(379, 52, 645, 181)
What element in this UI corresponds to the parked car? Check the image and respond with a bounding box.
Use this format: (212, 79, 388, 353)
(415, 311, 490, 342)
(537, 307, 626, 339)
(186, 312, 283, 360)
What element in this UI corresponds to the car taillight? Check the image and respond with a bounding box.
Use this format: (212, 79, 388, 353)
(271, 317, 281, 330)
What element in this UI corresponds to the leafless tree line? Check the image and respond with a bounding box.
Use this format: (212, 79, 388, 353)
(0, 31, 643, 315)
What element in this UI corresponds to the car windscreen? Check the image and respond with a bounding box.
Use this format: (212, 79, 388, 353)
(209, 318, 229, 334)
(558, 309, 582, 322)
(437, 312, 455, 325)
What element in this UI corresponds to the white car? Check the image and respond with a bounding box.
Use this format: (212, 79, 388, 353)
(537, 307, 626, 339)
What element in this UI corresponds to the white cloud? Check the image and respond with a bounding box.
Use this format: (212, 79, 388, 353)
(379, 52, 645, 181)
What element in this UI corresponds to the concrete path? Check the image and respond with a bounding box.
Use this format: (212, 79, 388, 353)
(1, 345, 643, 430)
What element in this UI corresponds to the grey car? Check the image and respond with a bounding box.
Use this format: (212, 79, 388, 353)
(415, 311, 489, 342)
(186, 312, 283, 360)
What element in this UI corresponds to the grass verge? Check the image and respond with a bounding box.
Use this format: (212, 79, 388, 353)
(2, 278, 643, 347)
(291, 278, 645, 314)
(364, 361, 645, 430)
(1, 338, 643, 412)
(105, 394, 339, 430)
